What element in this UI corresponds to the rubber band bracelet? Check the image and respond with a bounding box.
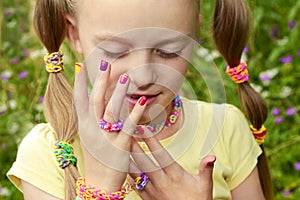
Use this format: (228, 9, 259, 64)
(250, 125, 267, 145)
(76, 177, 127, 200)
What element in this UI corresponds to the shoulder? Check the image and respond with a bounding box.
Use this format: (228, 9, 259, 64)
(182, 97, 246, 129)
(20, 123, 58, 148)
(7, 123, 65, 198)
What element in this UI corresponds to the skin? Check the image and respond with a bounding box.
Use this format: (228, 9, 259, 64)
(22, 0, 265, 199)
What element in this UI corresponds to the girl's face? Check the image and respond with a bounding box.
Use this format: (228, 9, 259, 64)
(69, 0, 200, 122)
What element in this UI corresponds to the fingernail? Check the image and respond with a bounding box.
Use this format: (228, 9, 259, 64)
(207, 157, 216, 167)
(75, 63, 82, 74)
(100, 60, 109, 71)
(136, 125, 144, 135)
(119, 73, 129, 84)
(138, 96, 147, 106)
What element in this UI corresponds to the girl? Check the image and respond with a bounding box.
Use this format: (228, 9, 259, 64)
(7, 0, 273, 199)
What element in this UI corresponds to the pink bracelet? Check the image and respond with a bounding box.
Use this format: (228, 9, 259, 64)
(76, 177, 127, 200)
(226, 62, 249, 84)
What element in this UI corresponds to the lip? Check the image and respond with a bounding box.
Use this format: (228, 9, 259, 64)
(125, 93, 160, 107)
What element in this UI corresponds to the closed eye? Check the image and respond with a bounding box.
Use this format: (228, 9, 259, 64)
(155, 49, 183, 59)
(101, 49, 129, 58)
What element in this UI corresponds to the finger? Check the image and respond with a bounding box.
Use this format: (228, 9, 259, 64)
(129, 159, 142, 177)
(103, 73, 130, 123)
(130, 139, 163, 175)
(139, 126, 181, 172)
(128, 159, 154, 197)
(74, 63, 89, 121)
(117, 96, 147, 142)
(89, 60, 110, 122)
(198, 155, 216, 196)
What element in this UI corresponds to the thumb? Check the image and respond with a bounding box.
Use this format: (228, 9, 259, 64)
(198, 155, 216, 197)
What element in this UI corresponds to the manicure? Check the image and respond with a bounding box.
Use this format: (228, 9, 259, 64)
(136, 125, 145, 135)
(75, 63, 82, 74)
(138, 96, 147, 106)
(207, 157, 216, 167)
(119, 74, 129, 84)
(100, 60, 109, 71)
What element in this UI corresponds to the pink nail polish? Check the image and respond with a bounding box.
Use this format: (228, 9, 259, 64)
(136, 126, 144, 135)
(138, 96, 147, 106)
(119, 74, 128, 84)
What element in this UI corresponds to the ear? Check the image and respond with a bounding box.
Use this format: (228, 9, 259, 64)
(65, 14, 83, 54)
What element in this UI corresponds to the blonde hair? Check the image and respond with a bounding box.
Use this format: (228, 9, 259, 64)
(34, 0, 79, 199)
(33, 0, 273, 199)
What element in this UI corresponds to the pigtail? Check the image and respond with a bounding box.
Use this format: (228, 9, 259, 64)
(34, 0, 79, 199)
(213, 0, 273, 199)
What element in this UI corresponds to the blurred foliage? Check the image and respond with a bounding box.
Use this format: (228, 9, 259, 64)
(1, 0, 300, 199)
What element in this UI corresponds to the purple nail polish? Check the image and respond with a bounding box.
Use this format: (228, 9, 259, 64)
(119, 74, 129, 84)
(100, 60, 109, 71)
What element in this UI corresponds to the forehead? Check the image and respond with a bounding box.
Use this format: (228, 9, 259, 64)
(77, 0, 197, 34)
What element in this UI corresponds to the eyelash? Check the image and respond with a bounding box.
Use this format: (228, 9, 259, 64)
(155, 49, 182, 59)
(102, 49, 183, 59)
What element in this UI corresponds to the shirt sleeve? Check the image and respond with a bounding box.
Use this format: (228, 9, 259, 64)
(222, 105, 262, 190)
(7, 123, 65, 199)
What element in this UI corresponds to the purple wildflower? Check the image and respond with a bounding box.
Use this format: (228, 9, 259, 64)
(260, 74, 270, 82)
(10, 57, 20, 64)
(4, 9, 14, 18)
(288, 20, 296, 31)
(274, 117, 284, 124)
(298, 50, 300, 58)
(19, 71, 28, 79)
(7, 93, 13, 100)
(272, 108, 281, 116)
(286, 107, 297, 116)
(243, 46, 249, 54)
(280, 56, 292, 64)
(282, 190, 292, 197)
(295, 162, 300, 171)
(1, 71, 12, 80)
(38, 96, 44, 103)
(22, 49, 29, 57)
(270, 25, 280, 39)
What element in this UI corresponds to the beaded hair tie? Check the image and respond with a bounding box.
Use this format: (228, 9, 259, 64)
(54, 141, 77, 169)
(44, 50, 64, 73)
(226, 62, 249, 84)
(250, 125, 267, 145)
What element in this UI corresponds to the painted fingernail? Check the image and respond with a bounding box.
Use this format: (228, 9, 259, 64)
(100, 60, 109, 71)
(138, 96, 147, 106)
(75, 63, 82, 74)
(207, 157, 216, 167)
(136, 125, 144, 135)
(119, 73, 129, 84)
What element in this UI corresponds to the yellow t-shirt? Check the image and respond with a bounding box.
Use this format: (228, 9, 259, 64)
(7, 98, 262, 199)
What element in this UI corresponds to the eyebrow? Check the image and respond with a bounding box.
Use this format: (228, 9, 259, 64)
(94, 32, 192, 47)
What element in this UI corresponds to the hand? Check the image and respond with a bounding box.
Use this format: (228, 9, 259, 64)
(73, 62, 146, 191)
(129, 127, 216, 200)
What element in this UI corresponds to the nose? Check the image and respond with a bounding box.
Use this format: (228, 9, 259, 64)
(127, 49, 157, 88)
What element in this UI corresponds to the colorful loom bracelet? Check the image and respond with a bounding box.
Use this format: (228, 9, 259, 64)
(76, 177, 127, 200)
(226, 62, 249, 84)
(54, 141, 77, 169)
